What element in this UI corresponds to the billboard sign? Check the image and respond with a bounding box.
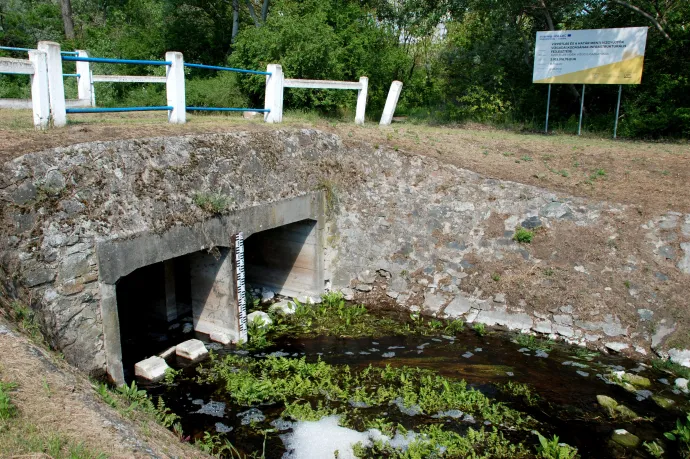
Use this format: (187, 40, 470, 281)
(533, 27, 648, 84)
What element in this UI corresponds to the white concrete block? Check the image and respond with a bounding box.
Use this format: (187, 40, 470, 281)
(210, 331, 232, 345)
(134, 356, 169, 381)
(176, 339, 209, 360)
(28, 50, 49, 129)
(37, 41, 66, 127)
(269, 300, 296, 315)
(165, 51, 186, 124)
(159, 346, 176, 359)
(247, 311, 272, 328)
(355, 76, 368, 125)
(264, 64, 284, 123)
(75, 50, 93, 107)
(380, 81, 403, 126)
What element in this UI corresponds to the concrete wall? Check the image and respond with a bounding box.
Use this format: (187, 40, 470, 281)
(1, 129, 689, 382)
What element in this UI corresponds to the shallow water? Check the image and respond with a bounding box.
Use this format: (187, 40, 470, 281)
(142, 327, 688, 458)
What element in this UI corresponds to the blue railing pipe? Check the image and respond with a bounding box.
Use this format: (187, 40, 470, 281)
(62, 56, 172, 66)
(184, 62, 270, 76)
(66, 106, 173, 113)
(186, 107, 270, 112)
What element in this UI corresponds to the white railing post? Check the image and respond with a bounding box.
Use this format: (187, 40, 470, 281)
(28, 50, 49, 129)
(355, 76, 368, 125)
(264, 64, 284, 123)
(75, 50, 94, 107)
(165, 51, 186, 124)
(38, 41, 66, 127)
(380, 80, 403, 126)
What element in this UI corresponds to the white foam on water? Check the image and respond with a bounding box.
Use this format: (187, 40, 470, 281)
(281, 415, 419, 459)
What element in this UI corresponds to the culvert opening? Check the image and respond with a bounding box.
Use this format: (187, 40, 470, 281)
(116, 255, 193, 376)
(244, 219, 321, 297)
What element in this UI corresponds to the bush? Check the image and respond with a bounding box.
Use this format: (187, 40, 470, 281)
(513, 228, 534, 244)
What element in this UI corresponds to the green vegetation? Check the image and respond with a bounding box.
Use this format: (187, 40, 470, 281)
(192, 192, 232, 214)
(513, 228, 534, 244)
(535, 433, 578, 459)
(652, 358, 690, 379)
(665, 413, 690, 456)
(499, 381, 541, 407)
(491, 273, 501, 282)
(0, 379, 18, 420)
(95, 381, 180, 429)
(473, 323, 488, 337)
(2, 0, 688, 137)
(515, 333, 554, 352)
(643, 440, 665, 458)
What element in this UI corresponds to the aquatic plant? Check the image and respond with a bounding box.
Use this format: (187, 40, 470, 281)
(445, 318, 465, 334)
(535, 433, 578, 459)
(195, 431, 243, 457)
(652, 358, 690, 379)
(163, 367, 182, 386)
(499, 381, 541, 407)
(665, 413, 690, 455)
(247, 315, 273, 349)
(473, 323, 488, 336)
(515, 333, 554, 352)
(643, 440, 664, 458)
(571, 347, 599, 361)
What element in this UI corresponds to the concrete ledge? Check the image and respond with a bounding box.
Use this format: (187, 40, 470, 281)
(134, 356, 169, 381)
(176, 339, 208, 360)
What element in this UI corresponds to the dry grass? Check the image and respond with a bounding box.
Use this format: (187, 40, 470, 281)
(1, 109, 687, 217)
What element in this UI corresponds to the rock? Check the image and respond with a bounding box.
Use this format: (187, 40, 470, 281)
(11, 182, 37, 205)
(611, 429, 640, 448)
(42, 170, 66, 195)
(560, 305, 574, 314)
(674, 378, 689, 394)
(540, 202, 571, 219)
(24, 267, 56, 287)
(533, 320, 552, 334)
(652, 395, 675, 410)
(637, 309, 653, 321)
(574, 265, 587, 274)
(669, 348, 690, 367)
(269, 300, 296, 315)
(176, 339, 209, 360)
(424, 292, 447, 313)
(621, 373, 651, 388)
(355, 284, 372, 292)
(261, 288, 275, 303)
(679, 243, 690, 274)
(247, 311, 272, 328)
(134, 356, 169, 381)
(553, 314, 573, 326)
(596, 395, 618, 415)
(210, 332, 232, 345)
(605, 342, 629, 353)
(652, 322, 675, 348)
(182, 323, 193, 334)
(493, 293, 506, 303)
(659, 245, 676, 260)
(614, 405, 638, 419)
(386, 290, 399, 299)
(357, 270, 377, 284)
(58, 252, 91, 282)
(340, 288, 355, 301)
(521, 216, 542, 229)
(296, 295, 321, 304)
(443, 296, 472, 317)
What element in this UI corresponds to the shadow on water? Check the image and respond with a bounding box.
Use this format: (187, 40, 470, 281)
(142, 328, 688, 458)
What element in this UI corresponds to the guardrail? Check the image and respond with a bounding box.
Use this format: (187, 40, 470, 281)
(266, 65, 368, 125)
(1, 41, 398, 127)
(0, 50, 49, 128)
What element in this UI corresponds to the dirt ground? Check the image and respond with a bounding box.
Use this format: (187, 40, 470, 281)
(1, 109, 688, 217)
(0, 315, 207, 458)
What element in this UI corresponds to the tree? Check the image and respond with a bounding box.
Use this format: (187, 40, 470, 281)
(60, 0, 75, 39)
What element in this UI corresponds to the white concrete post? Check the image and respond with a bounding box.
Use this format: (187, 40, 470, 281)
(165, 51, 186, 124)
(38, 41, 66, 127)
(89, 70, 95, 106)
(264, 64, 284, 123)
(28, 50, 50, 129)
(380, 80, 403, 126)
(75, 50, 94, 107)
(355, 76, 368, 125)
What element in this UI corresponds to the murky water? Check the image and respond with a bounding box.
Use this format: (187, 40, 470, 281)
(141, 327, 688, 458)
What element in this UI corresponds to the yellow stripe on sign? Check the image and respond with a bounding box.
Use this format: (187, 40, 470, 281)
(535, 56, 645, 85)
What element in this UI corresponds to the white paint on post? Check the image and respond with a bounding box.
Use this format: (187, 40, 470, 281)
(355, 76, 368, 125)
(165, 51, 186, 124)
(264, 64, 284, 123)
(75, 50, 93, 107)
(28, 50, 49, 129)
(380, 80, 403, 126)
(38, 41, 66, 127)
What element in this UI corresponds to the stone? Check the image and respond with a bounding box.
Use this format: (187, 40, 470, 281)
(621, 373, 651, 388)
(637, 309, 653, 321)
(42, 170, 66, 195)
(655, 272, 669, 281)
(652, 322, 675, 348)
(182, 323, 193, 334)
(659, 245, 676, 260)
(652, 395, 675, 410)
(386, 290, 399, 299)
(533, 320, 552, 334)
(247, 311, 272, 328)
(614, 405, 638, 419)
(355, 284, 373, 292)
(553, 314, 573, 326)
(611, 429, 640, 448)
(357, 270, 377, 284)
(341, 288, 355, 301)
(261, 288, 275, 303)
(675, 378, 689, 394)
(605, 342, 629, 353)
(59, 279, 84, 296)
(210, 332, 232, 345)
(176, 339, 209, 360)
(134, 356, 169, 381)
(540, 202, 571, 219)
(493, 293, 506, 303)
(559, 305, 574, 314)
(443, 296, 472, 317)
(269, 300, 296, 315)
(679, 243, 690, 274)
(11, 182, 37, 205)
(24, 267, 55, 287)
(476, 308, 533, 331)
(424, 292, 447, 313)
(58, 253, 90, 282)
(520, 216, 542, 229)
(596, 395, 618, 415)
(669, 349, 690, 367)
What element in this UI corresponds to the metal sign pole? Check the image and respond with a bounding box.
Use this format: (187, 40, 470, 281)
(578, 84, 585, 136)
(545, 84, 552, 133)
(613, 84, 622, 139)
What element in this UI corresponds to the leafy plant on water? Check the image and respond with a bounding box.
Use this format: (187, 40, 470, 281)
(247, 315, 272, 349)
(195, 431, 241, 457)
(515, 333, 553, 352)
(664, 413, 690, 455)
(572, 347, 599, 361)
(428, 319, 443, 331)
(535, 433, 578, 459)
(652, 358, 690, 379)
(473, 323, 488, 336)
(513, 227, 534, 243)
(643, 440, 664, 458)
(163, 367, 182, 385)
(499, 381, 540, 407)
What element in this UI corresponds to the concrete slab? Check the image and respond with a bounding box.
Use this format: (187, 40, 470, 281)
(210, 332, 232, 345)
(134, 356, 169, 381)
(176, 339, 209, 360)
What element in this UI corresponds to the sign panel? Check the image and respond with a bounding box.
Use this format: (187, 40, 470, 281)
(533, 27, 648, 84)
